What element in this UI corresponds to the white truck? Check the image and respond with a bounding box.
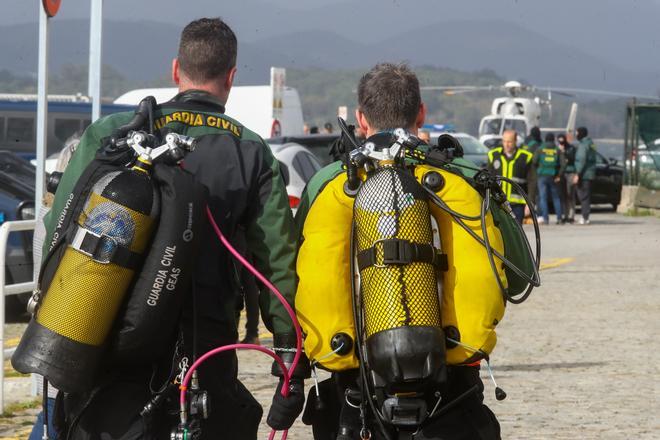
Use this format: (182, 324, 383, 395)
(114, 67, 304, 139)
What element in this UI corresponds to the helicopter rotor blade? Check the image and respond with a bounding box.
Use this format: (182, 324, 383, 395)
(540, 87, 657, 100)
(420, 85, 498, 95)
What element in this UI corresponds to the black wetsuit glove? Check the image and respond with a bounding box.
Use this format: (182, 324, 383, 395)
(267, 376, 305, 430)
(267, 333, 310, 430)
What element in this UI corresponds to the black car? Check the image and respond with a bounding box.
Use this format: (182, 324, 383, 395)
(589, 151, 623, 210)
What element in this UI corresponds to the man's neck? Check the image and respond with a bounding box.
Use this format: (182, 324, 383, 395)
(365, 126, 417, 138)
(178, 83, 228, 106)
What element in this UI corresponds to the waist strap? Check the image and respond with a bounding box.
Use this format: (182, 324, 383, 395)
(71, 227, 142, 270)
(357, 238, 448, 272)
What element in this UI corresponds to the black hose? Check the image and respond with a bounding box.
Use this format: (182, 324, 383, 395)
(112, 96, 157, 141)
(42, 378, 49, 440)
(480, 188, 509, 296)
(425, 188, 481, 222)
(493, 176, 542, 304)
(421, 151, 542, 288)
(337, 117, 362, 151)
(425, 188, 540, 291)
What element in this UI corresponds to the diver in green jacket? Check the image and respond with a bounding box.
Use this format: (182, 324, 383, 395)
(296, 63, 501, 440)
(42, 18, 305, 439)
(533, 133, 562, 224)
(573, 127, 598, 225)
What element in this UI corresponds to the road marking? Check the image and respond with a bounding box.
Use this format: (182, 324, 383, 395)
(2, 338, 20, 349)
(540, 257, 574, 270)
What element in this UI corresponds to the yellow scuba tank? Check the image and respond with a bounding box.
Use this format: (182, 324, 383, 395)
(12, 161, 159, 393)
(354, 164, 445, 384)
(12, 98, 198, 393)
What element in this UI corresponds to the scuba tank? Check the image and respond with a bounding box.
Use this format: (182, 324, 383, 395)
(354, 165, 445, 385)
(12, 97, 199, 393)
(350, 130, 447, 429)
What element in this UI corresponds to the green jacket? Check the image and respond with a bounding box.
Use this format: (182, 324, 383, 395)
(523, 139, 541, 155)
(534, 142, 560, 177)
(44, 91, 298, 340)
(574, 137, 597, 180)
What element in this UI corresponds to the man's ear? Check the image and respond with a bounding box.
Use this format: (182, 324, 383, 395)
(172, 58, 180, 85)
(225, 66, 237, 91)
(415, 102, 427, 129)
(356, 109, 370, 134)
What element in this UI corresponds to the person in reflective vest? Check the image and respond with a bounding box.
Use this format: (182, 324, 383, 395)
(487, 130, 535, 223)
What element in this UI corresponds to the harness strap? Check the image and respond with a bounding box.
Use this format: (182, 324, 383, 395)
(357, 238, 448, 272)
(71, 227, 142, 270)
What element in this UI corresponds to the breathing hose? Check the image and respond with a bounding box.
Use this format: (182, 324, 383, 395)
(177, 206, 303, 440)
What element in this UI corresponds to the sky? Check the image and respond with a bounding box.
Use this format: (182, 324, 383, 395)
(2, 0, 660, 93)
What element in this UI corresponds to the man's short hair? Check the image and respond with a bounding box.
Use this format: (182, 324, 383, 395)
(357, 63, 421, 131)
(178, 18, 237, 83)
(576, 126, 588, 139)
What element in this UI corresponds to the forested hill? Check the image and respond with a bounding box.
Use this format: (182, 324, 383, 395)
(0, 65, 628, 138)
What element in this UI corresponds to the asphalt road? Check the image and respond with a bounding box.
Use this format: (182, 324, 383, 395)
(1, 211, 659, 439)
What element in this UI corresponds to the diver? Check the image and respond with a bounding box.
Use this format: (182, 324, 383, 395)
(31, 18, 307, 440)
(295, 63, 515, 440)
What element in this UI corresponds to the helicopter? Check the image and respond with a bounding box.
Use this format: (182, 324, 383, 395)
(422, 81, 657, 148)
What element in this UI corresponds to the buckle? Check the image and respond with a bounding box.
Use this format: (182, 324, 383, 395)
(71, 227, 118, 264)
(372, 239, 412, 267)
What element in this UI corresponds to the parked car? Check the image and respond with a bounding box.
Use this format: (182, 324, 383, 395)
(626, 141, 660, 190)
(425, 131, 489, 168)
(267, 141, 323, 211)
(0, 151, 35, 313)
(589, 151, 623, 211)
(268, 134, 340, 167)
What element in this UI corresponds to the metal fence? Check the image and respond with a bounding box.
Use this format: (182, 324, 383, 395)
(0, 219, 36, 413)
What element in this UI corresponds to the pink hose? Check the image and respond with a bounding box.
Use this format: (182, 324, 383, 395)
(179, 343, 289, 407)
(177, 206, 303, 440)
(204, 206, 303, 377)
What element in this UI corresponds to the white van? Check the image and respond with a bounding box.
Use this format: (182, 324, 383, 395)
(114, 69, 304, 139)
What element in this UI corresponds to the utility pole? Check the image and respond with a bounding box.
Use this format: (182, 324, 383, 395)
(88, 0, 103, 121)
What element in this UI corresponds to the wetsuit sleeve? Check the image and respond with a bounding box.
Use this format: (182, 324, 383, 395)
(575, 142, 587, 178)
(557, 150, 567, 177)
(294, 161, 344, 235)
(244, 143, 298, 336)
(532, 149, 541, 168)
(41, 121, 106, 257)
